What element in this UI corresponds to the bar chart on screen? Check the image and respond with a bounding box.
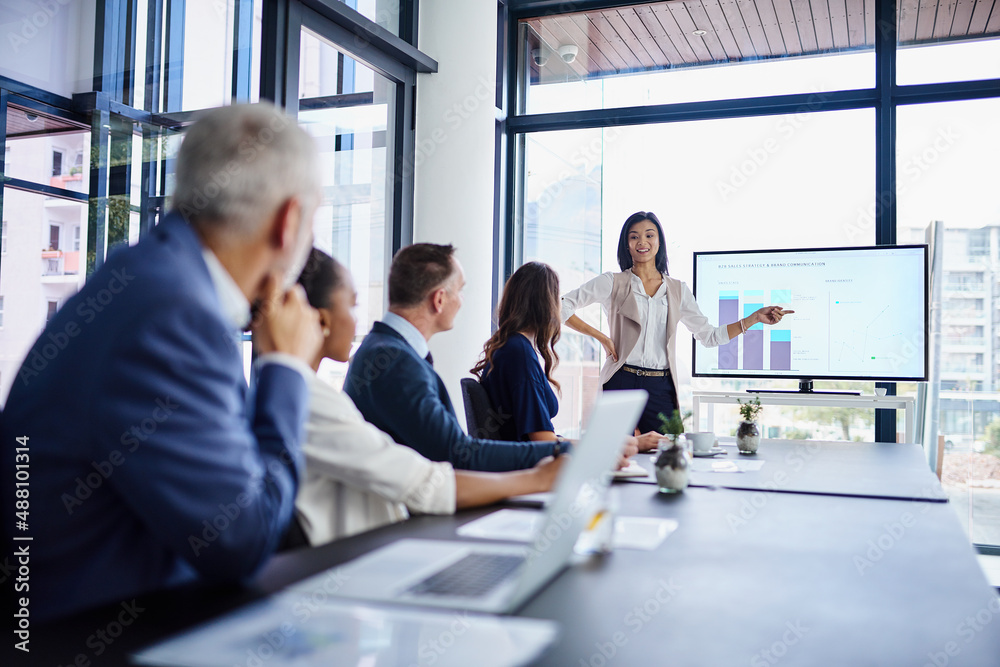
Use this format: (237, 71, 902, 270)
(693, 246, 927, 381)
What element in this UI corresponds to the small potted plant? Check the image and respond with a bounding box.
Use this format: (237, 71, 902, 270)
(736, 396, 762, 454)
(657, 409, 691, 445)
(654, 409, 692, 493)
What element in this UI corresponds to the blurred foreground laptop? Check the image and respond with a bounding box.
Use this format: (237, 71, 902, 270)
(287, 389, 647, 614)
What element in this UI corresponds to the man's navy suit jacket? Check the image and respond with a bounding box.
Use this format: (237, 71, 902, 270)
(0, 213, 309, 622)
(344, 321, 557, 472)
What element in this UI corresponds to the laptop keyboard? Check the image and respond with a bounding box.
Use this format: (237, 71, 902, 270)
(406, 552, 525, 598)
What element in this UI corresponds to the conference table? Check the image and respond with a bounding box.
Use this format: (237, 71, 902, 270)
(32, 440, 1000, 666)
(627, 438, 949, 502)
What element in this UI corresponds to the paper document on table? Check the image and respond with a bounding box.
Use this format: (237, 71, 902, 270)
(457, 508, 540, 541)
(612, 459, 649, 478)
(690, 459, 766, 473)
(458, 509, 677, 551)
(131, 592, 558, 667)
(613, 517, 678, 550)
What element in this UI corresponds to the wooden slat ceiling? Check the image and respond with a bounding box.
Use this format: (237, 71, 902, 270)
(524, 0, 1000, 83)
(6, 105, 86, 139)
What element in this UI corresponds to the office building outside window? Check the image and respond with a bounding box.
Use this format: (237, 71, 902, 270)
(1, 103, 89, 403)
(897, 97, 1000, 546)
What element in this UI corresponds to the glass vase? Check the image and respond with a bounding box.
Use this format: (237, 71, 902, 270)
(736, 420, 760, 455)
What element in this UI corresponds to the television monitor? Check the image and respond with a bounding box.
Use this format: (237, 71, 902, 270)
(692, 245, 928, 390)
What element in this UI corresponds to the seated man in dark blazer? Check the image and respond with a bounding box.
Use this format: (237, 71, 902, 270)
(0, 103, 323, 622)
(345, 244, 565, 472)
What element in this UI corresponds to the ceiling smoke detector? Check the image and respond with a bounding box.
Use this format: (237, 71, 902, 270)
(531, 48, 549, 67)
(557, 44, 579, 63)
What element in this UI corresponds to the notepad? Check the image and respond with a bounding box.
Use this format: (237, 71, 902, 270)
(689, 459, 766, 473)
(457, 509, 678, 551)
(612, 459, 649, 478)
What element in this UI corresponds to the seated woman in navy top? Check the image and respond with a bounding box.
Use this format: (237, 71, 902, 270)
(472, 262, 561, 441)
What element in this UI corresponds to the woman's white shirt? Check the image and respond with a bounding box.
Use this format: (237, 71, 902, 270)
(297, 373, 456, 546)
(560, 270, 730, 370)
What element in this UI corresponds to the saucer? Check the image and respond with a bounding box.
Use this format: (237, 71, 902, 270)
(692, 447, 726, 457)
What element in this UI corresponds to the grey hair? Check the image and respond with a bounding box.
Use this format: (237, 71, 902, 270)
(171, 102, 319, 239)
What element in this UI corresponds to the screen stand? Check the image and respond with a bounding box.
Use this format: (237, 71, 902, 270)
(747, 379, 861, 396)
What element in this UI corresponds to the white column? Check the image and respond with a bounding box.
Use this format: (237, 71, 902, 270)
(414, 1, 497, 426)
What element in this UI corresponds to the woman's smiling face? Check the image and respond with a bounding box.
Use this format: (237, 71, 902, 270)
(627, 220, 659, 266)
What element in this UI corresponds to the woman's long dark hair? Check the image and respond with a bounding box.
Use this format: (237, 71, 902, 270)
(297, 247, 347, 310)
(471, 261, 561, 391)
(617, 211, 669, 275)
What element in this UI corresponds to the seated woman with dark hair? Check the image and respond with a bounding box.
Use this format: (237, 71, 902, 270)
(472, 262, 563, 442)
(472, 262, 638, 466)
(295, 249, 564, 545)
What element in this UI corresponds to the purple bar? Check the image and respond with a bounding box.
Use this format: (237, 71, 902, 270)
(719, 298, 739, 370)
(743, 330, 763, 370)
(770, 341, 791, 371)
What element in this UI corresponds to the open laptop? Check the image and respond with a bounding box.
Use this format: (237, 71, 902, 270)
(287, 389, 647, 615)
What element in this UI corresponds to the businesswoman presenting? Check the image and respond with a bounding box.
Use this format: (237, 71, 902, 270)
(561, 211, 792, 449)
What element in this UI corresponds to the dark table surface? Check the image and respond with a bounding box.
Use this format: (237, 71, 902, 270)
(626, 438, 949, 502)
(24, 444, 996, 667)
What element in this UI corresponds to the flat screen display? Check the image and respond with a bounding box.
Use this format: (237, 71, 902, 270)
(692, 245, 928, 382)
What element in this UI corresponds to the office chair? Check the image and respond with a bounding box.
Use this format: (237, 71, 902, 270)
(460, 377, 497, 439)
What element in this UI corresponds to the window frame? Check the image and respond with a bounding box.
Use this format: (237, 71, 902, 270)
(501, 0, 1000, 444)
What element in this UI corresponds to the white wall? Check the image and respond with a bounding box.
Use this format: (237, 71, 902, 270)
(0, 0, 96, 99)
(415, 0, 497, 425)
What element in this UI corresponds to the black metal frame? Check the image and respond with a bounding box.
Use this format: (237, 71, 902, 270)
(502, 0, 1000, 447)
(493, 0, 510, 303)
(976, 544, 1000, 557)
(873, 0, 899, 436)
(233, 0, 255, 102)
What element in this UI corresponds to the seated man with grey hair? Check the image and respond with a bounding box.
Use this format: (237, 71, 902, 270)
(0, 103, 322, 622)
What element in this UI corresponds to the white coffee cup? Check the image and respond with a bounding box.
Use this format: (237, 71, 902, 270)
(685, 432, 717, 453)
(875, 387, 887, 397)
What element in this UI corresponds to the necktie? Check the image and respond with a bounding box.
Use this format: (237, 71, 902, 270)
(425, 351, 434, 366)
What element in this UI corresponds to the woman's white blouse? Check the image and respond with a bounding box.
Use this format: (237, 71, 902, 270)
(296, 373, 456, 546)
(560, 271, 731, 371)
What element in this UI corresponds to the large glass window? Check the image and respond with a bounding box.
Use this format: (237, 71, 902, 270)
(1, 103, 90, 403)
(334, 0, 402, 36)
(3, 106, 90, 186)
(0, 0, 96, 98)
(0, 189, 88, 403)
(298, 27, 397, 389)
(0, 0, 424, 397)
(898, 97, 1000, 546)
(520, 108, 878, 437)
(518, 1, 875, 115)
(137, 0, 263, 112)
(896, 0, 1000, 85)
(180, 1, 237, 110)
